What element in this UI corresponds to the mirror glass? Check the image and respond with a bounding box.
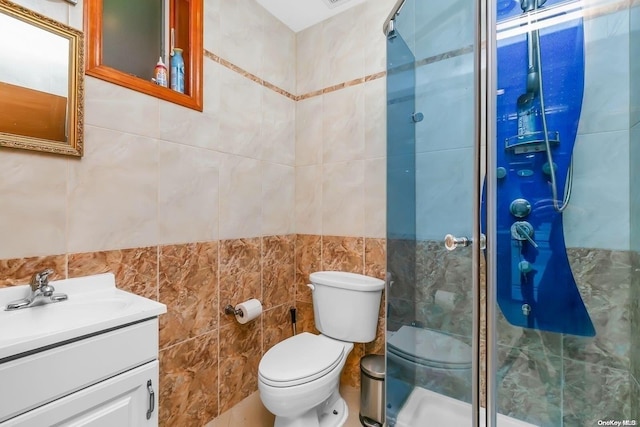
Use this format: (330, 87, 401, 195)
(0, 0, 84, 156)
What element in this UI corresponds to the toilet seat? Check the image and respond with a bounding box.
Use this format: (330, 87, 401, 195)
(259, 332, 346, 388)
(388, 326, 472, 369)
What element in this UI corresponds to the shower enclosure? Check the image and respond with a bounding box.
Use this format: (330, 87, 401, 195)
(384, 0, 640, 426)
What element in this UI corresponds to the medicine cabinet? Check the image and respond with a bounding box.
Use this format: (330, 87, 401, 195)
(85, 0, 203, 111)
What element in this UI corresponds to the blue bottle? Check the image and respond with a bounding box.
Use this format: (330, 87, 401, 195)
(170, 48, 185, 94)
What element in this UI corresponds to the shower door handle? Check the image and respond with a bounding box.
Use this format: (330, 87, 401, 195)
(444, 234, 486, 251)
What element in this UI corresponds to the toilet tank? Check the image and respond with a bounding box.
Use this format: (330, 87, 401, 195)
(308, 271, 384, 342)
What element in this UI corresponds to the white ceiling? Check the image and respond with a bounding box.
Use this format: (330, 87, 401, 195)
(255, 0, 368, 32)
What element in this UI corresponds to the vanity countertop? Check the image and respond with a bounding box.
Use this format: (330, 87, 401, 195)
(0, 273, 166, 361)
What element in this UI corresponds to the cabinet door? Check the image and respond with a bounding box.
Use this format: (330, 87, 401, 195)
(2, 361, 158, 427)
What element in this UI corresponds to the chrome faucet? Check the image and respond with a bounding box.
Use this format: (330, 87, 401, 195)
(5, 269, 68, 311)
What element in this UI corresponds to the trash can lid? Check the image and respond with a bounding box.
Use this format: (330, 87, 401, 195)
(361, 354, 385, 379)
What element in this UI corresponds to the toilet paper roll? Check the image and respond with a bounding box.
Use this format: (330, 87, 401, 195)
(235, 298, 262, 324)
(434, 290, 456, 310)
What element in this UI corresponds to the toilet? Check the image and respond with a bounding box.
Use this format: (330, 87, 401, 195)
(258, 271, 384, 427)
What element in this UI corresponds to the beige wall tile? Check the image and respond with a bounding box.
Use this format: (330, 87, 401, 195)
(322, 85, 365, 164)
(322, 6, 366, 89)
(262, 163, 295, 236)
(67, 126, 158, 253)
(364, 158, 387, 239)
(0, 150, 68, 259)
(158, 143, 220, 245)
(262, 16, 296, 96)
(218, 155, 262, 240)
(295, 96, 324, 166)
(295, 165, 323, 235)
(261, 89, 295, 166)
(219, 0, 266, 80)
(322, 161, 365, 237)
(297, 24, 324, 94)
(364, 78, 387, 159)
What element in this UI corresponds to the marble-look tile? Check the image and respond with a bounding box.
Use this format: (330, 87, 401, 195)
(261, 90, 295, 166)
(579, 9, 630, 135)
(631, 374, 640, 423)
(219, 238, 262, 327)
(496, 346, 562, 427)
(159, 332, 218, 427)
(341, 343, 364, 388)
(263, 304, 295, 354)
(12, 0, 70, 26)
(364, 238, 386, 281)
(322, 162, 365, 237)
(562, 359, 631, 425)
(295, 165, 323, 235)
(219, 320, 262, 413)
(386, 239, 416, 324)
(261, 16, 296, 96)
(84, 77, 160, 139)
(159, 242, 218, 349)
(295, 234, 322, 304)
(364, 78, 387, 159)
(321, 236, 364, 274)
(631, 251, 640, 381)
(158, 101, 220, 150)
(217, 66, 263, 159)
(295, 301, 320, 335)
(414, 0, 475, 61)
(363, 0, 395, 76)
(0, 150, 68, 259)
(262, 235, 295, 309)
(321, 5, 366, 89)
(67, 126, 158, 253)
(158, 143, 220, 245)
(295, 96, 324, 166)
(364, 315, 386, 356)
(262, 163, 295, 236)
(322, 85, 365, 164)
(203, 59, 222, 118)
(0, 255, 66, 287)
(364, 158, 386, 239)
(563, 131, 630, 250)
(203, 0, 221, 54)
(564, 248, 631, 369)
(218, 0, 265, 81)
(68, 247, 158, 300)
(297, 23, 324, 95)
(415, 149, 474, 241)
(218, 155, 262, 240)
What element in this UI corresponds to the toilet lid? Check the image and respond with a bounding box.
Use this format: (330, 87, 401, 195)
(259, 333, 345, 387)
(388, 326, 472, 367)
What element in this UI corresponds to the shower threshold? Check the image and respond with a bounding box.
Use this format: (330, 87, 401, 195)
(393, 387, 538, 427)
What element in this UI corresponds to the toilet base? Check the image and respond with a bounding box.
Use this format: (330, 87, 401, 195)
(274, 391, 348, 427)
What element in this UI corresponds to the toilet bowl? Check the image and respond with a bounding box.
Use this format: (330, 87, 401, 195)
(258, 271, 384, 427)
(387, 325, 473, 405)
(387, 325, 472, 370)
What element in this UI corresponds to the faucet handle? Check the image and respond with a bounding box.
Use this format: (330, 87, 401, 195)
(30, 268, 54, 291)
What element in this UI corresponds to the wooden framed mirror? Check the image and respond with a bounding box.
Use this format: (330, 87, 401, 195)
(0, 0, 84, 157)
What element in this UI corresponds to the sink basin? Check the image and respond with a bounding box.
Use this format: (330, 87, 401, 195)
(0, 273, 166, 360)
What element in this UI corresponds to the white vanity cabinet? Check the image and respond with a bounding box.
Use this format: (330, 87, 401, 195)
(0, 273, 166, 427)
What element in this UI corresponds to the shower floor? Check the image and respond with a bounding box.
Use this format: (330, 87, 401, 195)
(394, 387, 538, 427)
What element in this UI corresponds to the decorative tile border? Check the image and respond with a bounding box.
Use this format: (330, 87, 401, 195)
(203, 49, 386, 102)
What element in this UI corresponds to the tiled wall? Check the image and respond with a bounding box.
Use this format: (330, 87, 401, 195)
(1, 0, 392, 425)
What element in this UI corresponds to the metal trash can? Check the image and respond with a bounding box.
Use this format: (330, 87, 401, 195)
(359, 354, 385, 427)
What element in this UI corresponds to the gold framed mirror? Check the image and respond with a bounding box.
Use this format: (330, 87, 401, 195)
(0, 0, 84, 157)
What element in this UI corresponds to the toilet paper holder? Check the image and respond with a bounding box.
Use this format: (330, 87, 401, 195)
(224, 304, 244, 317)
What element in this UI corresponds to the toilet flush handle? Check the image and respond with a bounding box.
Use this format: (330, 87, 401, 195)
(307, 284, 315, 291)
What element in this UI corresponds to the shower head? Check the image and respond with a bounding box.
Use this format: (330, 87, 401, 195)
(520, 0, 547, 12)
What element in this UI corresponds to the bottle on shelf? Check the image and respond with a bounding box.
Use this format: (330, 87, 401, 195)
(153, 57, 168, 87)
(170, 48, 185, 94)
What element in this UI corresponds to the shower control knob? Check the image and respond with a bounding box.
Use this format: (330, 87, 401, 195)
(444, 234, 469, 251)
(510, 198, 532, 218)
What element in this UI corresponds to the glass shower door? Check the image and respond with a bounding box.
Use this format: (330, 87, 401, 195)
(385, 0, 482, 425)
